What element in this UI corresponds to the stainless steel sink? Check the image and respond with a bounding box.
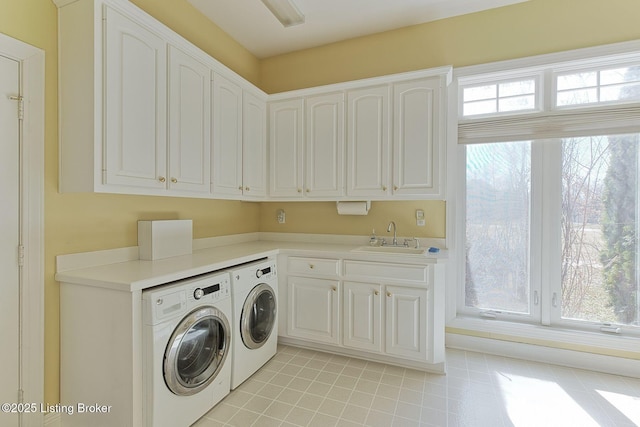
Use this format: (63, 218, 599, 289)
(351, 246, 428, 256)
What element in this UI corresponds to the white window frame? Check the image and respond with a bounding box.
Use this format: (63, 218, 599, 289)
(447, 40, 640, 355)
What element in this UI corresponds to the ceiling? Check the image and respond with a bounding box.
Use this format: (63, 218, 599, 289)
(188, 0, 529, 58)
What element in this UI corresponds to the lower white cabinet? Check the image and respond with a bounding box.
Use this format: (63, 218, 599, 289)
(385, 285, 429, 360)
(281, 256, 444, 371)
(343, 282, 382, 352)
(287, 276, 340, 344)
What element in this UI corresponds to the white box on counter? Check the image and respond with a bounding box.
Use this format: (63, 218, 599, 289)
(138, 220, 192, 260)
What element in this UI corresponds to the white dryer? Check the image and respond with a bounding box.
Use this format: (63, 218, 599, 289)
(228, 259, 278, 389)
(142, 271, 232, 427)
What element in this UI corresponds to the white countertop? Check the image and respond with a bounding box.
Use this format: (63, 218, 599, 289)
(55, 234, 447, 292)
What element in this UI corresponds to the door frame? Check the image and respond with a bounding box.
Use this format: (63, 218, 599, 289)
(0, 32, 45, 427)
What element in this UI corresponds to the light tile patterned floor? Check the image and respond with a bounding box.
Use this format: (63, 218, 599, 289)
(194, 345, 640, 427)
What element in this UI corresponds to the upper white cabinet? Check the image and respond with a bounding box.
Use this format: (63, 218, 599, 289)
(56, 0, 448, 201)
(268, 68, 451, 200)
(212, 74, 267, 199)
(167, 46, 211, 193)
(346, 85, 391, 197)
(305, 93, 345, 197)
(242, 91, 268, 199)
(392, 78, 443, 196)
(57, 0, 266, 199)
(103, 6, 167, 190)
(212, 74, 243, 197)
(269, 93, 345, 198)
(269, 99, 304, 197)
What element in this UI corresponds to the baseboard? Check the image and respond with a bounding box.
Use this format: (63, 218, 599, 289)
(446, 333, 640, 378)
(278, 337, 446, 374)
(44, 413, 61, 427)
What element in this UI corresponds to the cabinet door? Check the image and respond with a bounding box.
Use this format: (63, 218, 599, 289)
(385, 285, 429, 360)
(393, 78, 442, 196)
(287, 276, 339, 344)
(104, 7, 166, 189)
(346, 85, 391, 197)
(269, 99, 304, 197)
(343, 282, 382, 352)
(242, 91, 267, 198)
(212, 74, 243, 196)
(167, 46, 211, 193)
(305, 92, 345, 197)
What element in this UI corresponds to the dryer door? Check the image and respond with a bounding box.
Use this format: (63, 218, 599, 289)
(164, 306, 230, 396)
(240, 283, 277, 349)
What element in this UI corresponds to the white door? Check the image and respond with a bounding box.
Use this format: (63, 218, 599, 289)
(0, 53, 20, 426)
(393, 78, 441, 196)
(269, 99, 304, 197)
(346, 85, 391, 197)
(167, 46, 211, 193)
(343, 282, 382, 352)
(305, 92, 345, 197)
(212, 73, 243, 196)
(287, 276, 339, 344)
(104, 7, 167, 189)
(242, 91, 267, 198)
(385, 285, 429, 361)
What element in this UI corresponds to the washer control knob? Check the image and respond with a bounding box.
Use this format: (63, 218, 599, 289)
(193, 288, 204, 300)
(256, 269, 263, 278)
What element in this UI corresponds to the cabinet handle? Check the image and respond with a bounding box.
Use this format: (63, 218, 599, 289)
(305, 189, 310, 193)
(158, 176, 166, 183)
(245, 186, 250, 191)
(297, 188, 302, 193)
(387, 291, 392, 297)
(332, 286, 337, 291)
(393, 185, 398, 191)
(309, 264, 315, 269)
(374, 290, 379, 296)
(238, 186, 243, 190)
(171, 177, 177, 183)
(382, 185, 387, 191)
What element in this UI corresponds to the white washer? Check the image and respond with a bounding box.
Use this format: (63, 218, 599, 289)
(229, 259, 278, 389)
(142, 272, 232, 427)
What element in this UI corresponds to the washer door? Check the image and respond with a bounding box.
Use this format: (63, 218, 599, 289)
(240, 283, 277, 349)
(164, 306, 230, 396)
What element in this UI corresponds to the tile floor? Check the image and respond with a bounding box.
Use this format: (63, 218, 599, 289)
(194, 345, 640, 427)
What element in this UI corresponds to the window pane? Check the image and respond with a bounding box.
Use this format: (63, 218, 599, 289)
(601, 83, 640, 102)
(499, 95, 535, 112)
(466, 142, 531, 313)
(499, 79, 535, 97)
(462, 78, 538, 117)
(557, 72, 597, 90)
(463, 99, 497, 116)
(464, 85, 497, 102)
(557, 88, 598, 106)
(600, 66, 640, 85)
(561, 134, 640, 326)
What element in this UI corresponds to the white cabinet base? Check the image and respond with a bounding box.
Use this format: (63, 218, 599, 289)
(277, 337, 446, 374)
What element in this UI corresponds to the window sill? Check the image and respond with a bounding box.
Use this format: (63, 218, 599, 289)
(446, 316, 640, 359)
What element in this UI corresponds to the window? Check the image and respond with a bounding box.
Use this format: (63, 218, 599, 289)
(461, 77, 539, 117)
(555, 65, 640, 107)
(456, 45, 640, 337)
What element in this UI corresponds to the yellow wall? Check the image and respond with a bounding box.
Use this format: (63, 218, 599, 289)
(260, 201, 445, 238)
(3, 0, 640, 409)
(259, 0, 640, 92)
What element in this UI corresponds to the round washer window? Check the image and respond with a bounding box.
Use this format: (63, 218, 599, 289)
(241, 284, 276, 349)
(164, 306, 230, 396)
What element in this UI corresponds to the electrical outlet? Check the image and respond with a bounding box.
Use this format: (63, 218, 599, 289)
(276, 209, 286, 224)
(416, 209, 425, 226)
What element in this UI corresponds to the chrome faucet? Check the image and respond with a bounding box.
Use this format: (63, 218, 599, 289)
(387, 221, 398, 246)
